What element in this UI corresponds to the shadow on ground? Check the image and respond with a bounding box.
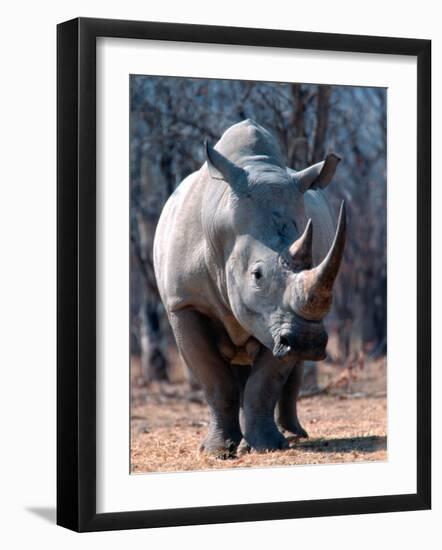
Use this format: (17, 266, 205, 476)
(295, 435, 387, 454)
(26, 507, 56, 524)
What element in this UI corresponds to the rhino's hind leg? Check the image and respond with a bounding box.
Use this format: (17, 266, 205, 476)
(230, 365, 250, 430)
(242, 348, 293, 452)
(169, 309, 242, 458)
(277, 362, 309, 438)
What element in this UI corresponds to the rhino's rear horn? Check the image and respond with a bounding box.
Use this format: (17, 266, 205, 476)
(288, 219, 313, 270)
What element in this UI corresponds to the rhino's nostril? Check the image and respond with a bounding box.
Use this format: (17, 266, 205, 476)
(279, 334, 291, 349)
(273, 333, 292, 359)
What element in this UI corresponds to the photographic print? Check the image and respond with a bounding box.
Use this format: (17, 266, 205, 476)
(57, 18, 430, 531)
(129, 75, 387, 473)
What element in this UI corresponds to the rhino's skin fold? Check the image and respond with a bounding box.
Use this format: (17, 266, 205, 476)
(153, 119, 346, 455)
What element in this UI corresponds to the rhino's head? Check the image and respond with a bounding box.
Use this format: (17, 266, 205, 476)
(205, 136, 346, 362)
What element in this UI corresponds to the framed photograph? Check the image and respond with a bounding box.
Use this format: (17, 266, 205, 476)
(57, 17, 431, 532)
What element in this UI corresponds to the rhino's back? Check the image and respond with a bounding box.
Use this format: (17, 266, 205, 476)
(153, 169, 221, 315)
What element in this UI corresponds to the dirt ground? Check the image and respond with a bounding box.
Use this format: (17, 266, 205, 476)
(130, 356, 387, 473)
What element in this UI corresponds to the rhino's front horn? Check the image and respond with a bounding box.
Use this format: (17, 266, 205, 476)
(316, 201, 346, 289)
(293, 201, 346, 320)
(288, 219, 313, 270)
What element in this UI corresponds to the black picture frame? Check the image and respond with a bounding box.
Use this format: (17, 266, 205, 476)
(57, 17, 431, 532)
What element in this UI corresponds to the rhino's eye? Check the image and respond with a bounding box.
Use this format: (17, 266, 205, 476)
(252, 268, 263, 281)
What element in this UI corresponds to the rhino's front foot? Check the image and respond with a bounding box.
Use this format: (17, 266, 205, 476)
(199, 424, 242, 459)
(199, 409, 242, 459)
(278, 418, 309, 439)
(244, 419, 289, 452)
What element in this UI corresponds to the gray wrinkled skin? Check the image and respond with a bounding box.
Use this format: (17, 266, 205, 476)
(154, 120, 345, 456)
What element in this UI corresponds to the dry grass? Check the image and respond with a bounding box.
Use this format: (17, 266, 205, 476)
(130, 357, 387, 473)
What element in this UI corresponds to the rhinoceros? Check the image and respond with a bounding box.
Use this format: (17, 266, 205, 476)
(153, 119, 346, 456)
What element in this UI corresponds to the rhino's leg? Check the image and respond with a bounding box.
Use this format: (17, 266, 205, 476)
(169, 309, 242, 458)
(231, 365, 251, 434)
(242, 348, 293, 451)
(277, 362, 309, 438)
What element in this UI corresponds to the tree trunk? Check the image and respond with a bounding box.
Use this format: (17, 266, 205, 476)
(131, 158, 170, 383)
(140, 299, 168, 381)
(312, 85, 331, 163)
(288, 84, 309, 169)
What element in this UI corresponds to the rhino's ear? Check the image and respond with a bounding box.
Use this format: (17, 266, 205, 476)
(291, 153, 341, 193)
(205, 141, 248, 194)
